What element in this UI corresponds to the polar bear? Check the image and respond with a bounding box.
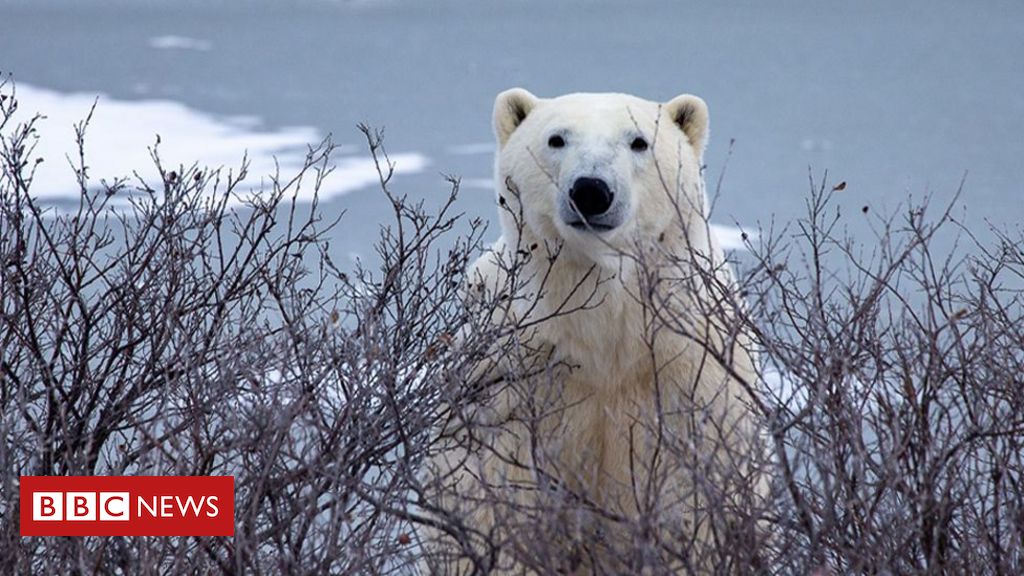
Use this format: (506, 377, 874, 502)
(423, 89, 762, 574)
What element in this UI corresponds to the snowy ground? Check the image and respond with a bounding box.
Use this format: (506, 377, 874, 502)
(2, 0, 1022, 261)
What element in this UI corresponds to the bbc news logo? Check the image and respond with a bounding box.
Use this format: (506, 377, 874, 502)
(20, 476, 234, 536)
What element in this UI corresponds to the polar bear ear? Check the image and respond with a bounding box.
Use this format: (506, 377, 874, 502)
(665, 94, 709, 158)
(494, 88, 539, 148)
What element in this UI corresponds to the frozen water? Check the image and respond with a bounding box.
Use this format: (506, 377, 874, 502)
(5, 83, 429, 205)
(1, 0, 1021, 258)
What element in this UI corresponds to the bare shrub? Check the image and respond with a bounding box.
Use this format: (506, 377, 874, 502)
(2, 76, 1022, 574)
(0, 77, 487, 574)
(743, 177, 1024, 574)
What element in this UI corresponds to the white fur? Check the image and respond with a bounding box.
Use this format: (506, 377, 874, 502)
(425, 89, 760, 574)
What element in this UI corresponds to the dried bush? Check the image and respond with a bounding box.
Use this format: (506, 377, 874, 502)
(744, 177, 1024, 574)
(0, 76, 485, 574)
(2, 76, 1022, 574)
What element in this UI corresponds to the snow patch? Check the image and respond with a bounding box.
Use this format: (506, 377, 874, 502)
(149, 35, 213, 52)
(710, 224, 757, 251)
(4, 83, 428, 204)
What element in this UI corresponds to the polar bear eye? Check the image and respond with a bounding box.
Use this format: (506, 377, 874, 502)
(630, 137, 649, 152)
(548, 135, 566, 149)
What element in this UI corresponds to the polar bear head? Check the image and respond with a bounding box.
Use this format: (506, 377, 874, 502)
(492, 89, 712, 264)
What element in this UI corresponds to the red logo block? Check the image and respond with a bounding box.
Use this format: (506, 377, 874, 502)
(20, 476, 234, 536)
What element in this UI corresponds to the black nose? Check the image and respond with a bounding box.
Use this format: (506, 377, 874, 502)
(569, 177, 614, 218)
